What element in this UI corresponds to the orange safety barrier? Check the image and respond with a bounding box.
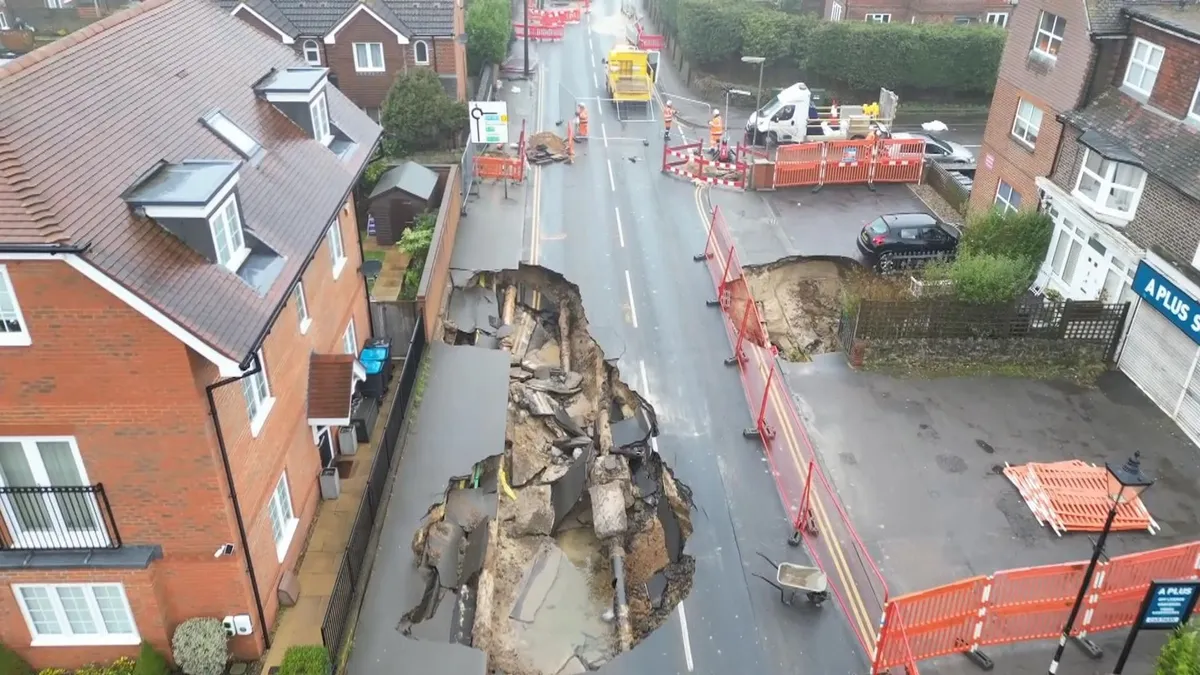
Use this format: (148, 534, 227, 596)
(526, 8, 567, 26)
(773, 142, 825, 187)
(977, 563, 1088, 647)
(1004, 461, 1157, 534)
(873, 576, 988, 670)
(512, 21, 565, 40)
(822, 139, 874, 185)
(871, 138, 925, 184)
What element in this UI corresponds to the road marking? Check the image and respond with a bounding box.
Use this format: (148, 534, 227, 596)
(625, 269, 639, 328)
(678, 603, 695, 672)
(639, 358, 650, 395)
(607, 159, 616, 191)
(589, 37, 594, 53)
(690, 185, 879, 652)
(602, 123, 610, 148)
(615, 206, 625, 248)
(593, 71, 599, 90)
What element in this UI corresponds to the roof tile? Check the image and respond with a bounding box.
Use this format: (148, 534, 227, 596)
(308, 353, 358, 419)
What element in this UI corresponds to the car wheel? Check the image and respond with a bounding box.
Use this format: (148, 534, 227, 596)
(766, 132, 779, 149)
(877, 253, 895, 274)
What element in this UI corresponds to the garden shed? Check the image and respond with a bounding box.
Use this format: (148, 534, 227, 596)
(368, 161, 440, 245)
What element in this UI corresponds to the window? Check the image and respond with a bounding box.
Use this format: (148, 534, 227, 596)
(267, 473, 298, 562)
(14, 584, 138, 646)
(865, 13, 890, 22)
(994, 181, 1021, 215)
(44, 0, 62, 7)
(203, 111, 261, 159)
(0, 437, 107, 549)
(302, 39, 321, 65)
(1032, 11, 1065, 58)
(954, 16, 974, 25)
(1011, 99, 1043, 148)
(309, 93, 332, 146)
(209, 196, 249, 272)
(1122, 38, 1164, 97)
(413, 40, 430, 65)
(327, 220, 346, 279)
(241, 350, 275, 437)
(293, 282, 311, 334)
(353, 42, 385, 72)
(986, 12, 1008, 27)
(1073, 149, 1146, 220)
(830, 3, 842, 21)
(342, 318, 358, 355)
(0, 266, 30, 347)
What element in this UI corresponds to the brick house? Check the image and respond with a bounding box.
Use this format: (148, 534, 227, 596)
(219, 0, 468, 117)
(0, 0, 383, 668)
(0, 0, 119, 43)
(820, 0, 1015, 26)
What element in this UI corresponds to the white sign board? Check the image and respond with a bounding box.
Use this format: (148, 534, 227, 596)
(469, 101, 510, 145)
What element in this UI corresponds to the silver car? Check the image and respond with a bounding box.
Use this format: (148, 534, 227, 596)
(891, 132, 976, 169)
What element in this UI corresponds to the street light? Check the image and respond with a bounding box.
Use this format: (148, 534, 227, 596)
(725, 88, 751, 126)
(1047, 452, 1154, 675)
(741, 55, 766, 115)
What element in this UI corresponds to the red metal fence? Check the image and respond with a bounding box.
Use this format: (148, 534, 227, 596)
(773, 139, 924, 189)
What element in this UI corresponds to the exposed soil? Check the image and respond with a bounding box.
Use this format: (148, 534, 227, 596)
(744, 259, 855, 361)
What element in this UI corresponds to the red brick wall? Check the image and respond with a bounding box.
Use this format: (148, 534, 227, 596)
(845, 0, 1010, 23)
(970, 80, 1062, 212)
(326, 13, 408, 110)
(1122, 20, 1200, 119)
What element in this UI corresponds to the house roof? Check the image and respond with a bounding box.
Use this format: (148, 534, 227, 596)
(369, 161, 438, 200)
(1062, 89, 1200, 202)
(218, 0, 453, 38)
(1084, 0, 1180, 35)
(0, 0, 382, 365)
(1124, 4, 1200, 40)
(308, 353, 363, 422)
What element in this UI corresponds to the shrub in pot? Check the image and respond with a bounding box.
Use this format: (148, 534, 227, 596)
(279, 645, 332, 675)
(171, 618, 230, 675)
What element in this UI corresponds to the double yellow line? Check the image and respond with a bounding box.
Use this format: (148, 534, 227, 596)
(691, 185, 880, 656)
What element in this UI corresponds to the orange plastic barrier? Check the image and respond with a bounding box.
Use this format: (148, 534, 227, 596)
(1005, 460, 1157, 534)
(773, 142, 824, 187)
(823, 139, 874, 185)
(512, 21, 565, 40)
(871, 138, 925, 183)
(977, 563, 1088, 647)
(873, 576, 988, 670)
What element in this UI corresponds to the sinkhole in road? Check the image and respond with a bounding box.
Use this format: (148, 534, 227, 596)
(408, 265, 695, 674)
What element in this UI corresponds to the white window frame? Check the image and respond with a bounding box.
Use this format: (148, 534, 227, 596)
(13, 583, 139, 647)
(327, 220, 347, 279)
(1189, 77, 1200, 123)
(310, 92, 332, 146)
(204, 111, 261, 159)
(302, 39, 321, 65)
(342, 318, 358, 355)
(986, 12, 1008, 27)
(0, 13, 9, 29)
(1122, 38, 1165, 98)
(353, 42, 385, 72)
(293, 282, 311, 334)
(830, 2, 842, 21)
(267, 472, 298, 562)
(44, 0, 62, 7)
(413, 39, 430, 65)
(0, 265, 31, 347)
(0, 436, 110, 549)
(209, 195, 250, 272)
(1032, 11, 1065, 59)
(241, 350, 276, 437)
(994, 181, 1021, 215)
(865, 13, 890, 22)
(1011, 99, 1043, 149)
(1071, 149, 1147, 222)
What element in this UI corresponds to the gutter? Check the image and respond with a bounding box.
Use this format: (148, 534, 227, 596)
(0, 243, 88, 255)
(205, 354, 271, 651)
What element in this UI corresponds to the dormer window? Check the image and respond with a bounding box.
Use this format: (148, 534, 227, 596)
(210, 195, 250, 271)
(202, 111, 262, 161)
(1072, 149, 1146, 223)
(310, 93, 332, 146)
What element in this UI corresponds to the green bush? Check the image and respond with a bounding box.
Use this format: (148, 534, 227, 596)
(1, 644, 34, 675)
(925, 254, 1033, 305)
(133, 641, 170, 675)
(1158, 623, 1200, 674)
(960, 209, 1054, 264)
(171, 618, 229, 675)
(380, 69, 469, 157)
(399, 211, 437, 300)
(677, 0, 745, 65)
(76, 658, 136, 675)
(279, 645, 332, 675)
(466, 0, 511, 67)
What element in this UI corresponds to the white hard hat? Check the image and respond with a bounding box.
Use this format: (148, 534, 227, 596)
(666, 100, 673, 106)
(712, 109, 720, 117)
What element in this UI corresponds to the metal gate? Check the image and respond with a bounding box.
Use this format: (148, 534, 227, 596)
(1119, 300, 1200, 444)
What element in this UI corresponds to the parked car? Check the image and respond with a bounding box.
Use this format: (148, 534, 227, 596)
(890, 132, 976, 168)
(856, 213, 960, 267)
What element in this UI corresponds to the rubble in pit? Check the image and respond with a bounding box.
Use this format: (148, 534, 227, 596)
(439, 265, 696, 675)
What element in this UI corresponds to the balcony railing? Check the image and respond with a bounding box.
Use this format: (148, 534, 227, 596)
(0, 485, 122, 551)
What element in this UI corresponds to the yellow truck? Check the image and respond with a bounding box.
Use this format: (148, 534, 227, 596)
(603, 45, 653, 113)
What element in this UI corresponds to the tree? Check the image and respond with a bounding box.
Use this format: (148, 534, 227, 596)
(1157, 622, 1200, 675)
(467, 0, 511, 68)
(380, 69, 469, 157)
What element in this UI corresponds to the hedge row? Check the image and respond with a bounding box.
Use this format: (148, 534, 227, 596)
(653, 0, 1005, 96)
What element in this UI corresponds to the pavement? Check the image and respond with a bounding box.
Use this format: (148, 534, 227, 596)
(525, 3, 869, 674)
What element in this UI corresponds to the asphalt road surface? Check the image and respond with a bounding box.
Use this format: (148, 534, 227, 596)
(523, 4, 869, 673)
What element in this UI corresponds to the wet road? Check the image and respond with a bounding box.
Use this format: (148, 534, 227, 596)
(524, 4, 868, 673)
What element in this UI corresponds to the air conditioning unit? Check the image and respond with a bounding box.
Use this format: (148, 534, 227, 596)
(338, 425, 359, 456)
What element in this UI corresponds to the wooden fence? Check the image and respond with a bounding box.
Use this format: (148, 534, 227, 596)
(370, 300, 419, 344)
(923, 160, 969, 215)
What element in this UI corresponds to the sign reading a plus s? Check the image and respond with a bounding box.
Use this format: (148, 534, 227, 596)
(1134, 261, 1200, 345)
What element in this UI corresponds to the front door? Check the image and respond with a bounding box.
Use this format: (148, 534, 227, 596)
(317, 428, 334, 469)
(1075, 236, 1108, 299)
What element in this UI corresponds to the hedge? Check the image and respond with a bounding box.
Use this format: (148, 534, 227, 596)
(663, 0, 1004, 97)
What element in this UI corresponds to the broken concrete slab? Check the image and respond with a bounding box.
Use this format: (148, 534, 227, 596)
(646, 571, 668, 610)
(551, 449, 591, 532)
(509, 542, 564, 623)
(526, 370, 583, 396)
(541, 462, 573, 484)
(461, 517, 492, 584)
(510, 367, 533, 382)
(448, 286, 499, 335)
(510, 437, 550, 487)
(553, 408, 587, 437)
(407, 585, 456, 641)
(590, 481, 629, 539)
(513, 385, 557, 417)
(425, 521, 466, 588)
(556, 656, 587, 675)
(444, 487, 496, 531)
(512, 485, 554, 536)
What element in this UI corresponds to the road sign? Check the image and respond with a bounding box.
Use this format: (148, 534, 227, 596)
(468, 101, 509, 145)
(1139, 580, 1200, 629)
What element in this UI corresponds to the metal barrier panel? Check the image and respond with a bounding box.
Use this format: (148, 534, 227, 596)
(823, 140, 873, 186)
(875, 577, 989, 670)
(773, 142, 824, 187)
(1085, 586, 1146, 634)
(978, 563, 1088, 646)
(513, 21, 565, 40)
(1100, 541, 1200, 595)
(872, 138, 925, 184)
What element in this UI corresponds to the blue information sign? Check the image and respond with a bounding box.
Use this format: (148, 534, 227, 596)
(1138, 581, 1200, 630)
(1133, 261, 1200, 346)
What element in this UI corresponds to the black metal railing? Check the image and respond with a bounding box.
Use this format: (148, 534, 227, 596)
(0, 484, 122, 551)
(321, 316, 428, 671)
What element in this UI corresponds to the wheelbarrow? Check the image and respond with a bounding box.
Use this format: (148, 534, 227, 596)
(753, 552, 829, 607)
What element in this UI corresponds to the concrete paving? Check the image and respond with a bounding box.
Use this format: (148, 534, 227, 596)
(781, 354, 1200, 674)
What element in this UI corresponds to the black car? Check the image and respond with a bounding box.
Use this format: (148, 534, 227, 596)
(856, 213, 960, 264)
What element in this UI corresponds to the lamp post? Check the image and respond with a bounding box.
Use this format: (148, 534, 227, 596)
(741, 56, 766, 115)
(725, 88, 751, 127)
(1047, 452, 1154, 675)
